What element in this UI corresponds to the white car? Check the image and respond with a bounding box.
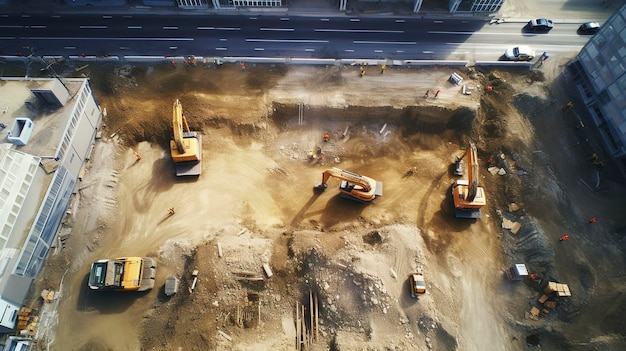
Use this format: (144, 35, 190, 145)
(503, 46, 536, 61)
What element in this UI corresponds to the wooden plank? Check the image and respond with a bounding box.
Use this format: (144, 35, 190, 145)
(296, 302, 300, 351)
(263, 264, 273, 278)
(218, 330, 232, 342)
(309, 290, 313, 345)
(314, 294, 320, 341)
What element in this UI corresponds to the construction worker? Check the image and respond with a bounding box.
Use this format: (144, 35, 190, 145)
(380, 65, 386, 74)
(168, 207, 175, 216)
(561, 101, 573, 111)
(589, 217, 598, 223)
(133, 151, 141, 161)
(424, 90, 429, 98)
(323, 133, 329, 142)
(434, 90, 440, 98)
(559, 235, 570, 241)
(360, 66, 365, 77)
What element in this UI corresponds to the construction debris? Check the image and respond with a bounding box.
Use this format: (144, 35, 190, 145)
(40, 289, 55, 303)
(218, 330, 232, 342)
(189, 270, 199, 293)
(165, 276, 179, 296)
(545, 281, 571, 297)
(262, 264, 273, 278)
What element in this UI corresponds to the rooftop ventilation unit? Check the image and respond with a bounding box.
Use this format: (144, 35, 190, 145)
(7, 118, 34, 146)
(30, 79, 69, 108)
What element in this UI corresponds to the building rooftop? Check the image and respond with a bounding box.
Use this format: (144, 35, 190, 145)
(0, 78, 83, 158)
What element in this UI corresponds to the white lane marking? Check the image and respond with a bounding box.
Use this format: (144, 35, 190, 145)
(102, 15, 112, 19)
(29, 25, 47, 29)
(246, 38, 329, 43)
(0, 25, 23, 28)
(163, 26, 178, 30)
(220, 38, 227, 41)
(27, 36, 194, 41)
(345, 49, 354, 52)
(215, 47, 228, 51)
(197, 27, 241, 31)
(249, 17, 258, 20)
(353, 40, 416, 45)
(280, 18, 289, 21)
(260, 28, 295, 31)
(128, 26, 142, 29)
(64, 46, 76, 49)
(433, 20, 443, 24)
(395, 19, 405, 23)
(350, 18, 360, 22)
(305, 48, 315, 52)
(320, 18, 330, 22)
(374, 50, 383, 53)
(80, 25, 107, 29)
(315, 28, 403, 33)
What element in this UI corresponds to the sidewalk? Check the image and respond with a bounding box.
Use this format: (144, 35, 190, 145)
(0, 0, 617, 23)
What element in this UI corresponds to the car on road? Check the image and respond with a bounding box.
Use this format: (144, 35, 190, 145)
(527, 18, 554, 31)
(578, 22, 601, 34)
(502, 46, 536, 61)
(409, 272, 426, 298)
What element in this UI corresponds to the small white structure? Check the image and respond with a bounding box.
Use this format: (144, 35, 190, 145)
(449, 72, 463, 85)
(506, 264, 529, 281)
(7, 118, 34, 146)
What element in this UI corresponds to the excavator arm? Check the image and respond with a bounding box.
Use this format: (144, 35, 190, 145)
(452, 142, 486, 218)
(316, 167, 382, 202)
(320, 168, 372, 192)
(172, 99, 189, 154)
(169, 99, 202, 176)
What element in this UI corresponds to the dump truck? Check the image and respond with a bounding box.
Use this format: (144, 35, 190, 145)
(88, 257, 157, 292)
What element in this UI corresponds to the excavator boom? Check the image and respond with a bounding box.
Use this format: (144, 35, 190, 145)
(169, 99, 202, 176)
(316, 167, 382, 202)
(452, 142, 486, 218)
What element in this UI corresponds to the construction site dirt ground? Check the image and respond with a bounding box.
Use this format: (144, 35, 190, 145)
(16, 58, 626, 351)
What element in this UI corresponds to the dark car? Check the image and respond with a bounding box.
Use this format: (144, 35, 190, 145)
(527, 18, 554, 31)
(578, 22, 601, 34)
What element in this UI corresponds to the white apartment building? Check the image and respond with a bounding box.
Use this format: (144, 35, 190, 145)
(0, 77, 101, 333)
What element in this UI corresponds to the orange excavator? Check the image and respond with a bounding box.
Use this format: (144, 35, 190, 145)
(315, 167, 383, 202)
(451, 142, 486, 218)
(170, 99, 202, 176)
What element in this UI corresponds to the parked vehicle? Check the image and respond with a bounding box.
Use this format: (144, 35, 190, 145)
(578, 22, 600, 34)
(502, 46, 535, 61)
(409, 272, 426, 298)
(527, 18, 554, 31)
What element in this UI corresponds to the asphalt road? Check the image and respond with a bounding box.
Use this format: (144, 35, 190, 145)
(0, 12, 598, 61)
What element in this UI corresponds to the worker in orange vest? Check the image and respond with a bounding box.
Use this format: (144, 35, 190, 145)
(559, 235, 570, 241)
